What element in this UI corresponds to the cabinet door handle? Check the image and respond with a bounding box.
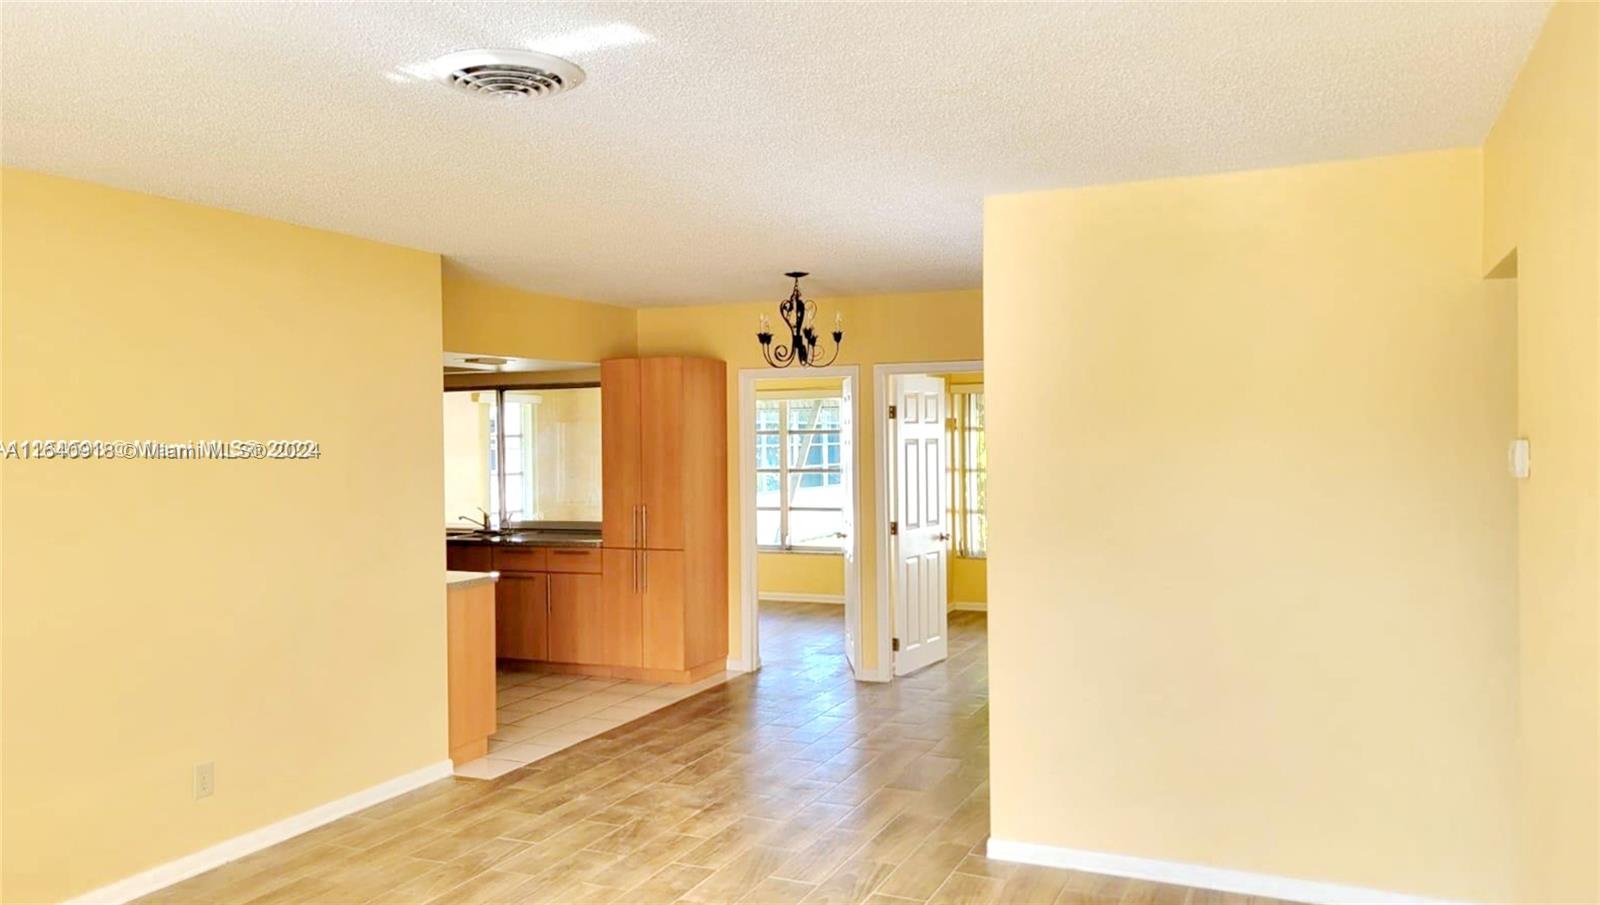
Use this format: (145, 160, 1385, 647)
(632, 505, 640, 547)
(642, 505, 648, 549)
(642, 549, 648, 592)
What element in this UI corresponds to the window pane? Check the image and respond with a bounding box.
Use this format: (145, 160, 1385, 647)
(789, 509, 845, 548)
(756, 433, 780, 469)
(756, 399, 780, 430)
(756, 472, 781, 507)
(788, 431, 841, 468)
(787, 398, 841, 430)
(789, 471, 845, 509)
(756, 509, 782, 546)
(505, 474, 528, 521)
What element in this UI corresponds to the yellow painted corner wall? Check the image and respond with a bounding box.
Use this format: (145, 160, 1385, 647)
(441, 265, 636, 363)
(1482, 3, 1600, 901)
(984, 149, 1518, 900)
(0, 169, 448, 902)
(637, 290, 983, 672)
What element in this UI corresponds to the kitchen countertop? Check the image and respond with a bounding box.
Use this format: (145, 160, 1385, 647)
(446, 529, 603, 548)
(446, 570, 499, 590)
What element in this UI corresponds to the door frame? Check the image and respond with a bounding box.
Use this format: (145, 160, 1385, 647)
(736, 365, 864, 677)
(872, 360, 983, 679)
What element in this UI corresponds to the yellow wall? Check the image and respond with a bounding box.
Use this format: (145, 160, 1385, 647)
(0, 170, 448, 902)
(985, 149, 1518, 900)
(757, 552, 845, 600)
(949, 557, 986, 608)
(442, 390, 493, 525)
(637, 290, 983, 672)
(1481, 3, 1600, 901)
(441, 265, 636, 363)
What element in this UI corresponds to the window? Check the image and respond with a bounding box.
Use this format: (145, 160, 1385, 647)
(949, 386, 987, 557)
(756, 394, 846, 551)
(443, 386, 602, 528)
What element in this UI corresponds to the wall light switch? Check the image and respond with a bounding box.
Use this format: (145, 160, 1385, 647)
(1509, 438, 1531, 479)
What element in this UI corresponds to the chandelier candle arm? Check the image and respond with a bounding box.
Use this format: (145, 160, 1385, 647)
(755, 272, 844, 368)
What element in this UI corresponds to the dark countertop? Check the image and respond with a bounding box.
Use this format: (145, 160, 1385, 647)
(446, 529, 602, 548)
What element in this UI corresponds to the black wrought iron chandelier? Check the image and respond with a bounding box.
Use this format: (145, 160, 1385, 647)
(756, 272, 843, 368)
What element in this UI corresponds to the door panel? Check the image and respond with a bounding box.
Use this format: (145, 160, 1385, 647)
(640, 358, 685, 550)
(602, 359, 643, 547)
(600, 549, 643, 667)
(642, 549, 685, 670)
(891, 374, 949, 675)
(495, 573, 548, 660)
(548, 572, 603, 664)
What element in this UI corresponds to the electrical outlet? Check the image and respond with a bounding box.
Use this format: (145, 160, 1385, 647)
(194, 762, 214, 800)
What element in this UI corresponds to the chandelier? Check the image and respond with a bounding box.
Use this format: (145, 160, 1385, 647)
(756, 272, 843, 368)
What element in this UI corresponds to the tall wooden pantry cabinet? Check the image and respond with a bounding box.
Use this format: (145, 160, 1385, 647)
(600, 357, 728, 682)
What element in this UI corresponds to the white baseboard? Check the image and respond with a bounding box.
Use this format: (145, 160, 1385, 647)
(985, 839, 1468, 905)
(759, 593, 845, 605)
(726, 657, 754, 672)
(64, 759, 454, 905)
(950, 600, 987, 612)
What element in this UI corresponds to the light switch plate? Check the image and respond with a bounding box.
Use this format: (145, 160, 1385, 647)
(1509, 438, 1531, 479)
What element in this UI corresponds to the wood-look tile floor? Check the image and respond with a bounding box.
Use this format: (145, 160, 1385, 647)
(139, 603, 1293, 905)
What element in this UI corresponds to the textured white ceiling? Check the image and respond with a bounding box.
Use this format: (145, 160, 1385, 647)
(0, 2, 1548, 307)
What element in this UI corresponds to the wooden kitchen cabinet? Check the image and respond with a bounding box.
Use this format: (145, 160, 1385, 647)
(639, 358, 686, 551)
(494, 573, 547, 661)
(446, 544, 492, 572)
(599, 549, 643, 667)
(548, 571, 604, 665)
(600, 357, 728, 681)
(446, 577, 496, 764)
(601, 358, 643, 548)
(641, 549, 685, 670)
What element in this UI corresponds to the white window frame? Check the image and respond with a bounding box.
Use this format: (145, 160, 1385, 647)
(756, 390, 846, 553)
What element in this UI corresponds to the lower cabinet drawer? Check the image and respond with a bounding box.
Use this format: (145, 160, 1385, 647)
(494, 546, 547, 572)
(546, 547, 602, 573)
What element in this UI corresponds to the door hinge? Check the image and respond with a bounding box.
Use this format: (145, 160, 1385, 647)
(887, 404, 897, 419)
(892, 637, 900, 652)
(889, 520, 898, 536)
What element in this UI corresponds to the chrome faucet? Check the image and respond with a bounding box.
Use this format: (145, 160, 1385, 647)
(457, 508, 491, 531)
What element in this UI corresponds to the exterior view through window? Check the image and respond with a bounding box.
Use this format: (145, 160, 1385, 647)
(756, 395, 847, 550)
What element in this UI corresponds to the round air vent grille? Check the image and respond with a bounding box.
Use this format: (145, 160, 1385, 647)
(432, 49, 585, 99)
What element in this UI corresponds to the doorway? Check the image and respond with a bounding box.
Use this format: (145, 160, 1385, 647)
(874, 360, 986, 676)
(737, 366, 863, 677)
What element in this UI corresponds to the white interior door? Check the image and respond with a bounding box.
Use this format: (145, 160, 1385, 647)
(890, 374, 949, 675)
(839, 378, 859, 675)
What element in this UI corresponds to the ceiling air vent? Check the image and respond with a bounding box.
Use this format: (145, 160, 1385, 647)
(432, 49, 585, 99)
